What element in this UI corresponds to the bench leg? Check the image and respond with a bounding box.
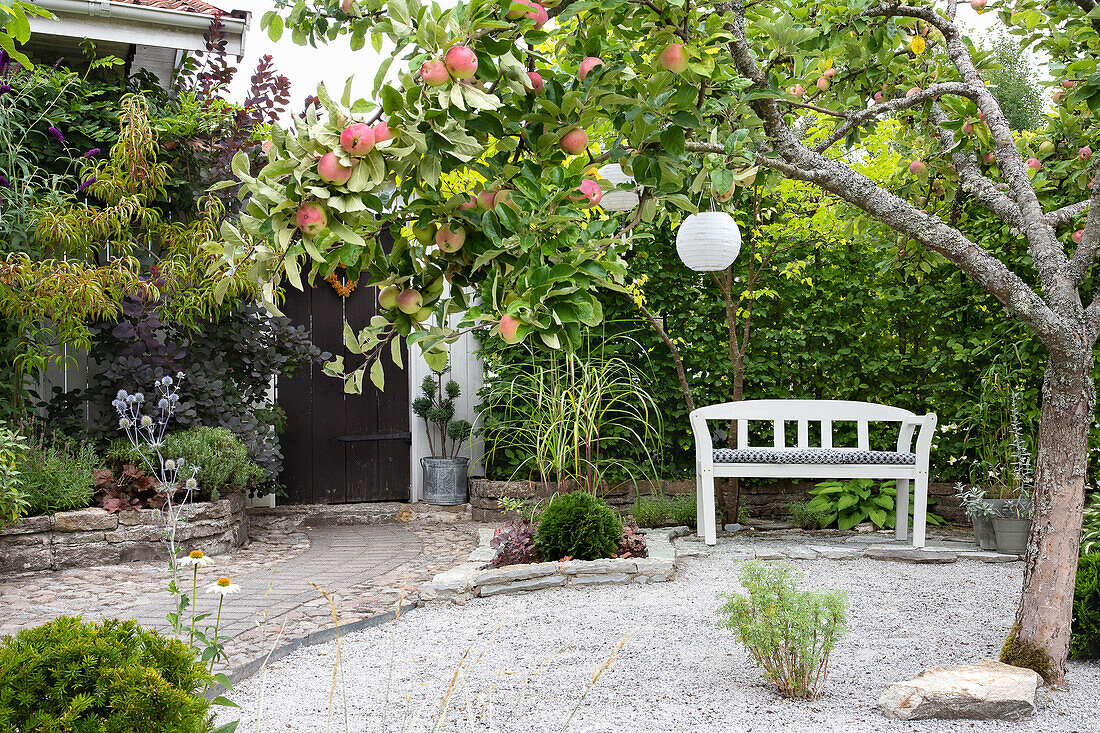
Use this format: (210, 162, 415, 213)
(700, 468, 717, 546)
(696, 460, 705, 538)
(895, 478, 910, 542)
(912, 473, 928, 548)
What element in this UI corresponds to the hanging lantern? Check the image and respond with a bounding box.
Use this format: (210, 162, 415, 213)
(596, 163, 639, 211)
(675, 211, 742, 271)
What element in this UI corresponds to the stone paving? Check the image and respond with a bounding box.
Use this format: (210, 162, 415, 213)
(0, 509, 484, 674)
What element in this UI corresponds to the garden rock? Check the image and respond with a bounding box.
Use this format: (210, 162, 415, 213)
(878, 659, 1040, 721)
(52, 508, 117, 532)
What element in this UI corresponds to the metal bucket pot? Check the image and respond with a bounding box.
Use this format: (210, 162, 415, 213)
(421, 457, 469, 505)
(993, 517, 1031, 555)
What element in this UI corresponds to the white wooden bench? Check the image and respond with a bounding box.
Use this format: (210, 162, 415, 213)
(689, 400, 937, 547)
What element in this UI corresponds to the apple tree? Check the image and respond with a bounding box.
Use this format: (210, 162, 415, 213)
(228, 0, 1099, 683)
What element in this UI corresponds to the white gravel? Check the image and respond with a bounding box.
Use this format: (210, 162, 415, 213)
(221, 539, 1100, 732)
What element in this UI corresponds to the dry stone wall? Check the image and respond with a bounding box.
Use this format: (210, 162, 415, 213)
(0, 494, 247, 575)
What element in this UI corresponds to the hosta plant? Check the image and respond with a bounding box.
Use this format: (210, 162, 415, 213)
(807, 478, 944, 531)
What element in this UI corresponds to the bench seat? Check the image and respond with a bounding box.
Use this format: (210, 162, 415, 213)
(713, 448, 916, 465)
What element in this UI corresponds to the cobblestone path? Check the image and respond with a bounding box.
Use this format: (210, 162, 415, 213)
(0, 515, 482, 673)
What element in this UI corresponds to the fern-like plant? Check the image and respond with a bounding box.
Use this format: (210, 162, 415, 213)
(717, 561, 849, 699)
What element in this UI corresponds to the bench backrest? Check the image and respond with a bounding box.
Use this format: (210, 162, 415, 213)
(689, 399, 923, 452)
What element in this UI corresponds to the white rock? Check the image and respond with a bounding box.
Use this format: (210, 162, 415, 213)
(878, 659, 1040, 721)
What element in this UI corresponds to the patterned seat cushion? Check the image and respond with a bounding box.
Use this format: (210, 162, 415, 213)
(712, 448, 916, 465)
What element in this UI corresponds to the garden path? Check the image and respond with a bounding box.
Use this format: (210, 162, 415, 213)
(0, 512, 484, 675)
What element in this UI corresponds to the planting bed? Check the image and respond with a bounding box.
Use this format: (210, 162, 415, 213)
(419, 526, 684, 602)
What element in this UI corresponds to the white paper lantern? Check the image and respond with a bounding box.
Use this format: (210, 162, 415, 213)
(596, 163, 640, 211)
(675, 211, 742, 271)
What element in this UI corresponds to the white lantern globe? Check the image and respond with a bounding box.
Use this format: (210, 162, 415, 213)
(596, 163, 639, 211)
(675, 211, 742, 271)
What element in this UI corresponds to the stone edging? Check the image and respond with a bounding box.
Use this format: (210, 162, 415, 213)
(421, 526, 689, 603)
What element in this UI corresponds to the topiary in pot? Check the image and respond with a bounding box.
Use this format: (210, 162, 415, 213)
(534, 490, 622, 561)
(0, 616, 214, 732)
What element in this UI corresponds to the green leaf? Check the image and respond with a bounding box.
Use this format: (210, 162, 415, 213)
(369, 358, 385, 390)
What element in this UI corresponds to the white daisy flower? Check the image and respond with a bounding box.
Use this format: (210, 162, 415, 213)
(179, 549, 213, 568)
(206, 577, 240, 595)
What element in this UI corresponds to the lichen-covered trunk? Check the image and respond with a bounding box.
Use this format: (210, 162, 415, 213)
(1003, 350, 1094, 685)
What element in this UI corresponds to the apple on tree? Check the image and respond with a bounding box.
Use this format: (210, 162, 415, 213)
(445, 45, 478, 79)
(396, 289, 423, 314)
(420, 59, 449, 86)
(295, 203, 327, 235)
(577, 57, 603, 80)
(560, 127, 589, 155)
(658, 44, 688, 74)
(498, 314, 522, 344)
(317, 153, 353, 185)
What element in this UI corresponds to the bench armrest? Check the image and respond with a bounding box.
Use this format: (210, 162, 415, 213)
(689, 409, 715, 468)
(898, 414, 938, 469)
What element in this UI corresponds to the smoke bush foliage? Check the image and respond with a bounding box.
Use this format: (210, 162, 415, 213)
(717, 561, 848, 700)
(44, 297, 324, 490)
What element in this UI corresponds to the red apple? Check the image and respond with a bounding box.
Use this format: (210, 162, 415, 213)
(790, 84, 805, 97)
(570, 178, 603, 208)
(909, 160, 927, 174)
(983, 151, 996, 163)
(396, 289, 423, 314)
(658, 44, 689, 74)
(296, 203, 327, 235)
(1062, 80, 1077, 89)
(341, 0, 356, 12)
(435, 223, 466, 253)
(528, 2, 548, 28)
(578, 57, 603, 81)
(378, 285, 400, 310)
(499, 314, 522, 344)
(458, 195, 477, 211)
(874, 91, 884, 104)
(1027, 158, 1042, 171)
(445, 46, 478, 79)
(823, 67, 836, 78)
(476, 189, 497, 210)
(713, 180, 736, 202)
(420, 59, 449, 86)
(1053, 90, 1065, 103)
(527, 71, 544, 94)
(560, 127, 589, 155)
(505, 0, 536, 19)
(970, 0, 986, 9)
(340, 123, 375, 156)
(1072, 229, 1085, 244)
(317, 152, 353, 185)
(816, 77, 830, 91)
(373, 120, 394, 144)
(1080, 147, 1093, 162)
(962, 121, 975, 135)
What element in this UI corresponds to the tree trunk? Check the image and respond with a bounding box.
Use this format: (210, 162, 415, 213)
(1002, 348, 1095, 685)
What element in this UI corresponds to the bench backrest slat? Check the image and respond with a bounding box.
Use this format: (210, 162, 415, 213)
(858, 420, 869, 451)
(822, 419, 832, 448)
(797, 420, 809, 449)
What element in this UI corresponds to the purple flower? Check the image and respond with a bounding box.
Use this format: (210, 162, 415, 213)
(47, 126, 64, 143)
(77, 176, 96, 193)
(0, 50, 9, 76)
(0, 85, 11, 96)
(83, 148, 101, 157)
(0, 175, 9, 188)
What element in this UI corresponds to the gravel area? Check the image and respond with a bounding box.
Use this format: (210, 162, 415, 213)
(220, 539, 1100, 732)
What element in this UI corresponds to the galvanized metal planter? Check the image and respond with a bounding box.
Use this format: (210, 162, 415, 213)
(422, 457, 469, 505)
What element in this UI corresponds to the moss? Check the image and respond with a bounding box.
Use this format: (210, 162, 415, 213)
(1000, 621, 1054, 684)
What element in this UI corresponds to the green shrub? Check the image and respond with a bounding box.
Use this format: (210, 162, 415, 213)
(534, 490, 622, 561)
(1081, 492, 1100, 555)
(787, 500, 832, 530)
(717, 560, 849, 699)
(0, 422, 29, 526)
(1071, 552, 1100, 660)
(633, 493, 699, 529)
(17, 431, 98, 516)
(632, 494, 674, 528)
(0, 616, 214, 732)
(110, 426, 263, 501)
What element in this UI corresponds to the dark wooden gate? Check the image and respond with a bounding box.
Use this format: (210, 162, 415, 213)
(277, 263, 410, 504)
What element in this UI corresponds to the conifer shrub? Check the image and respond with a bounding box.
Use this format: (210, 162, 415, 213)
(0, 616, 213, 732)
(534, 490, 622, 561)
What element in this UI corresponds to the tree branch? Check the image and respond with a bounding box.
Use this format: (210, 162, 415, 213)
(1068, 165, 1100, 284)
